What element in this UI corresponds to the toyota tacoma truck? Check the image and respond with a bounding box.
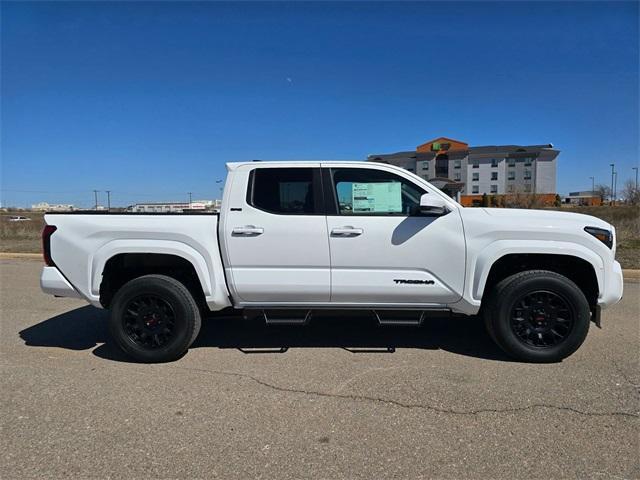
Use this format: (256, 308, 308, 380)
(40, 161, 624, 363)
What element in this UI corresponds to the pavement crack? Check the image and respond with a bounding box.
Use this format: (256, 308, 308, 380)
(169, 365, 639, 419)
(611, 358, 640, 394)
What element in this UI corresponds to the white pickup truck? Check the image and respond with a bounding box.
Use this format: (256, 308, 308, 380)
(41, 161, 624, 363)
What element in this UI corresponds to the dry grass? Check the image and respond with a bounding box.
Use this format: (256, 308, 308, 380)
(1, 206, 638, 268)
(549, 205, 639, 269)
(0, 212, 44, 253)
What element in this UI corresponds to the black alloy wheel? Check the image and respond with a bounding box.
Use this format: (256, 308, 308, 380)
(109, 274, 201, 363)
(123, 294, 177, 349)
(483, 270, 590, 363)
(509, 290, 575, 348)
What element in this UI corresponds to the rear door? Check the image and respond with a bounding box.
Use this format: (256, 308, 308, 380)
(323, 164, 466, 306)
(222, 164, 331, 304)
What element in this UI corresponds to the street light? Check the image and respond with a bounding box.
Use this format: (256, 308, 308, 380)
(633, 167, 639, 190)
(610, 163, 615, 205)
(589, 176, 594, 193)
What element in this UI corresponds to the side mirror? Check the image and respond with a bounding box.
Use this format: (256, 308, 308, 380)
(420, 194, 448, 215)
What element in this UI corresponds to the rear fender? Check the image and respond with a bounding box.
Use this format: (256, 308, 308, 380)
(91, 239, 222, 307)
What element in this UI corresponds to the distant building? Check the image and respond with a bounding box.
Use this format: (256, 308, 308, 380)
(563, 191, 602, 206)
(31, 202, 75, 212)
(368, 136, 559, 206)
(126, 200, 218, 213)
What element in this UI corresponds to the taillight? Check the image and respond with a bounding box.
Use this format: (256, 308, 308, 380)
(42, 225, 57, 266)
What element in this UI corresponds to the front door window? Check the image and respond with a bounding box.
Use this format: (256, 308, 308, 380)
(332, 168, 426, 216)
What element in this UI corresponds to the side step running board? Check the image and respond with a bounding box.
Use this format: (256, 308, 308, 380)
(374, 310, 426, 327)
(262, 309, 312, 326)
(247, 309, 432, 327)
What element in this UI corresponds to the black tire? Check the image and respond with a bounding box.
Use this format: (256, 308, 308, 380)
(109, 274, 201, 363)
(483, 270, 590, 363)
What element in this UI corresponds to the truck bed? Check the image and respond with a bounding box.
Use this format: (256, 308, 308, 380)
(43, 213, 230, 310)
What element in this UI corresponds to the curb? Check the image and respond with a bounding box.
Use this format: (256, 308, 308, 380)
(623, 269, 640, 282)
(0, 252, 41, 259)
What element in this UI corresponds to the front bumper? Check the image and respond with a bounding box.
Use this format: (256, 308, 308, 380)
(598, 260, 624, 308)
(40, 267, 82, 299)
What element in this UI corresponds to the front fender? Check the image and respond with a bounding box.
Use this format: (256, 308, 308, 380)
(470, 240, 604, 302)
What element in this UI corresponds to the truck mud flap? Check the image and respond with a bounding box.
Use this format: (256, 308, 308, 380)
(591, 305, 602, 329)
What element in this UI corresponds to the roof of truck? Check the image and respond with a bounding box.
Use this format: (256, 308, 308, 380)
(226, 160, 378, 170)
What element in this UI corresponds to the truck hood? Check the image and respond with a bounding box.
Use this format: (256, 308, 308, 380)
(480, 208, 612, 231)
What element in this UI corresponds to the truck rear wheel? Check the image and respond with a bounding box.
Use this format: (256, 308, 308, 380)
(483, 270, 590, 363)
(109, 274, 201, 363)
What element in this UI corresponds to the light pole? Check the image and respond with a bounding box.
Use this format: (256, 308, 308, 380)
(633, 167, 639, 190)
(188, 192, 192, 210)
(589, 176, 594, 193)
(613, 171, 617, 203)
(610, 163, 615, 205)
(106, 190, 111, 211)
(93, 190, 99, 210)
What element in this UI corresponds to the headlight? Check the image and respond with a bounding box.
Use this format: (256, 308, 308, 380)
(584, 226, 613, 249)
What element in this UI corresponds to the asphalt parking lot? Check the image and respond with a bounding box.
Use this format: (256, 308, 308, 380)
(1, 258, 638, 479)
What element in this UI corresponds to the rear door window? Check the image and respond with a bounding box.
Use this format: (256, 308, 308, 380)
(248, 167, 323, 215)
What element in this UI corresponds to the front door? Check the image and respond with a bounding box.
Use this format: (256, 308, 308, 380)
(323, 165, 466, 306)
(223, 165, 330, 303)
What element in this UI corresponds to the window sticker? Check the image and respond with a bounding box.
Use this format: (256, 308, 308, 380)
(351, 182, 402, 213)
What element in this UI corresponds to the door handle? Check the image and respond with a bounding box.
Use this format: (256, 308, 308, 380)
(331, 227, 363, 237)
(232, 225, 264, 236)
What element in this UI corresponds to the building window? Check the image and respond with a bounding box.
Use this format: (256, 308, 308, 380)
(508, 171, 515, 180)
(490, 185, 498, 193)
(472, 161, 479, 168)
(454, 160, 461, 169)
(454, 172, 461, 181)
(491, 172, 498, 181)
(472, 185, 479, 194)
(524, 169, 532, 180)
(491, 158, 498, 168)
(422, 162, 429, 170)
(524, 157, 533, 166)
(472, 172, 479, 181)
(508, 158, 516, 167)
(524, 183, 532, 193)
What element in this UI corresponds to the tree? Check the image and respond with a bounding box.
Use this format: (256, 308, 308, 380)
(481, 192, 489, 207)
(554, 194, 562, 207)
(621, 179, 640, 205)
(594, 184, 611, 203)
(502, 189, 545, 209)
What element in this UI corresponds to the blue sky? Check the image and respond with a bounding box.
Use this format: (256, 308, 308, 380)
(2, 1, 638, 207)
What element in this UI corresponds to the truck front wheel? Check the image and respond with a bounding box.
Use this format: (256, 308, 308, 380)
(109, 274, 202, 363)
(483, 270, 590, 363)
